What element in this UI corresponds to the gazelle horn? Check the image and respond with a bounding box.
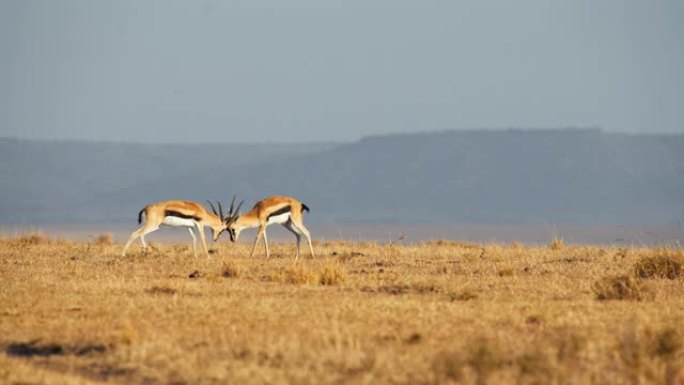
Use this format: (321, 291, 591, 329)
(234, 200, 245, 216)
(228, 195, 236, 216)
(217, 200, 224, 220)
(207, 200, 218, 216)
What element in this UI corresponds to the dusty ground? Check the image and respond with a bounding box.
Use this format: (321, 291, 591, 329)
(1, 234, 683, 384)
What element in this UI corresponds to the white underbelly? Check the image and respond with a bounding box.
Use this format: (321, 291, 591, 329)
(267, 212, 291, 225)
(161, 216, 197, 227)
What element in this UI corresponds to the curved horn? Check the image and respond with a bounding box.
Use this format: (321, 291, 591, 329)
(235, 200, 245, 216)
(228, 195, 236, 216)
(206, 200, 218, 216)
(217, 200, 224, 220)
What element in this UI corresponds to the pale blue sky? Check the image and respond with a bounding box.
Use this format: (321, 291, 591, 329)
(2, 0, 683, 143)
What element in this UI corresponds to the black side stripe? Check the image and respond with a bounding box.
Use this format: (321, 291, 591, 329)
(165, 210, 201, 221)
(267, 205, 291, 219)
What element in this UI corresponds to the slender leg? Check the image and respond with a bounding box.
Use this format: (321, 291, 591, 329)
(139, 226, 158, 252)
(187, 227, 197, 257)
(250, 226, 265, 258)
(122, 228, 144, 256)
(196, 223, 210, 258)
(292, 221, 314, 258)
(262, 228, 270, 258)
(123, 226, 158, 255)
(284, 221, 302, 261)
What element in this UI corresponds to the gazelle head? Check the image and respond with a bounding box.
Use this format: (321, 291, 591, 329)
(223, 196, 245, 242)
(206, 198, 241, 242)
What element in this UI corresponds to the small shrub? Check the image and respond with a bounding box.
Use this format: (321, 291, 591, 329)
(318, 262, 347, 285)
(93, 233, 113, 245)
(652, 327, 682, 359)
(548, 237, 564, 251)
(592, 275, 648, 301)
(634, 249, 682, 279)
(222, 261, 243, 278)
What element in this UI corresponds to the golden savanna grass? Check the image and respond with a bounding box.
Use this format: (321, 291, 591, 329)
(1, 233, 683, 384)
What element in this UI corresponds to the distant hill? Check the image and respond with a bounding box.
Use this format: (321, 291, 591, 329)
(0, 138, 335, 224)
(1, 130, 682, 225)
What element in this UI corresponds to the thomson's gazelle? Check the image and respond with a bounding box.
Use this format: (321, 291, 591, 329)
(225, 196, 315, 260)
(122, 199, 231, 258)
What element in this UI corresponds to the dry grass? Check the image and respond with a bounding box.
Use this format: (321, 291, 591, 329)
(1, 238, 683, 384)
(221, 260, 243, 278)
(318, 260, 347, 285)
(634, 248, 683, 280)
(592, 274, 649, 301)
(92, 232, 114, 246)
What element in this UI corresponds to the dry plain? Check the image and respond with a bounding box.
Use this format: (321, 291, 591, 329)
(1, 234, 683, 385)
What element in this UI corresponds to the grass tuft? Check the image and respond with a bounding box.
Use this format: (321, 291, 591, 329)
(634, 248, 682, 280)
(318, 261, 347, 285)
(592, 275, 648, 301)
(548, 237, 564, 251)
(221, 260, 243, 278)
(92, 232, 114, 245)
(284, 265, 317, 285)
(652, 327, 682, 359)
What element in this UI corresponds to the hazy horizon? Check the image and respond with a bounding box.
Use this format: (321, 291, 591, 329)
(3, 1, 683, 143)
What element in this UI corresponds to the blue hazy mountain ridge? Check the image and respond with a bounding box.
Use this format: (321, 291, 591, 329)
(1, 130, 682, 225)
(228, 129, 683, 224)
(0, 138, 334, 224)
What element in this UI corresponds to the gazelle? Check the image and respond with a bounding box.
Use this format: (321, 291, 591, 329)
(122, 199, 232, 258)
(225, 196, 315, 261)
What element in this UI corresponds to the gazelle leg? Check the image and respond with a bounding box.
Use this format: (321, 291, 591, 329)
(187, 227, 197, 257)
(139, 226, 158, 252)
(284, 221, 302, 262)
(196, 223, 210, 258)
(262, 228, 270, 258)
(292, 222, 314, 258)
(123, 226, 158, 256)
(122, 228, 144, 256)
(250, 226, 265, 258)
